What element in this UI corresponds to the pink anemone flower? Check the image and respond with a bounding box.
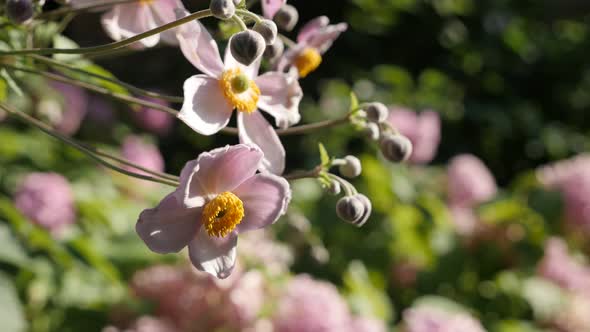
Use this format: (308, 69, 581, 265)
(98, 0, 185, 48)
(277, 16, 347, 78)
(261, 0, 286, 19)
(136, 144, 291, 279)
(176, 19, 303, 175)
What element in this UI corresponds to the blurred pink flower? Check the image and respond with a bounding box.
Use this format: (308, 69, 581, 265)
(176, 18, 302, 174)
(14, 172, 75, 234)
(277, 16, 347, 78)
(273, 274, 351, 332)
(48, 81, 88, 135)
(551, 295, 590, 332)
(403, 306, 486, 332)
(238, 230, 293, 275)
(387, 107, 441, 164)
(537, 155, 590, 233)
(132, 97, 174, 136)
(103, 316, 176, 332)
(350, 316, 388, 332)
(136, 144, 291, 279)
(261, 0, 286, 19)
(447, 154, 497, 208)
(538, 237, 590, 299)
(131, 265, 264, 331)
(121, 135, 165, 177)
(98, 0, 185, 48)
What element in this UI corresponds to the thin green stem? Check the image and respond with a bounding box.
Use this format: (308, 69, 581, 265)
(4, 64, 179, 116)
(283, 166, 323, 181)
(220, 113, 352, 136)
(0, 103, 180, 187)
(28, 55, 184, 103)
(236, 9, 262, 23)
(232, 15, 248, 31)
(38, 0, 141, 19)
(1, 9, 213, 56)
(328, 174, 357, 196)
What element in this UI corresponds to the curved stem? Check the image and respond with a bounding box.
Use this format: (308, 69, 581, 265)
(4, 64, 179, 116)
(232, 15, 248, 31)
(220, 114, 351, 136)
(38, 0, 140, 18)
(29, 55, 184, 103)
(328, 174, 357, 196)
(1, 9, 213, 56)
(283, 166, 323, 181)
(236, 9, 262, 23)
(0, 103, 180, 187)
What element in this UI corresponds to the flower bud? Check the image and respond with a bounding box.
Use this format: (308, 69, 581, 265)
(232, 0, 241, 5)
(264, 38, 284, 61)
(336, 196, 364, 224)
(6, 0, 34, 24)
(364, 102, 389, 123)
(364, 122, 380, 141)
(253, 19, 278, 45)
(273, 4, 298, 31)
(336, 194, 371, 227)
(339, 155, 362, 178)
(210, 0, 235, 20)
(326, 180, 341, 195)
(380, 134, 413, 163)
(230, 30, 266, 66)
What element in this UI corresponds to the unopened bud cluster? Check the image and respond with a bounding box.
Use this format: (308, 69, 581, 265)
(358, 102, 414, 163)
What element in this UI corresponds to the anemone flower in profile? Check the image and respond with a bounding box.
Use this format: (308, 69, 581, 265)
(136, 144, 291, 279)
(90, 0, 186, 48)
(277, 16, 347, 78)
(176, 18, 302, 175)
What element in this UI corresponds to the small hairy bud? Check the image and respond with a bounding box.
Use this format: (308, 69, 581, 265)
(253, 19, 278, 45)
(210, 0, 235, 20)
(336, 194, 371, 227)
(273, 4, 299, 31)
(6, 0, 34, 24)
(364, 122, 380, 141)
(336, 196, 365, 224)
(230, 30, 266, 66)
(326, 180, 341, 195)
(380, 134, 413, 163)
(364, 102, 389, 123)
(339, 155, 362, 178)
(264, 38, 284, 61)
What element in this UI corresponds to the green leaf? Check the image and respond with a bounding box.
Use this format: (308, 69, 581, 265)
(318, 143, 330, 167)
(52, 35, 83, 62)
(349, 91, 359, 111)
(0, 77, 6, 101)
(0, 223, 29, 267)
(1, 69, 23, 97)
(0, 273, 27, 332)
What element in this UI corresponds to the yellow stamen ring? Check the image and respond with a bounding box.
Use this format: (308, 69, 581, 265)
(220, 68, 260, 114)
(294, 48, 322, 78)
(202, 192, 245, 238)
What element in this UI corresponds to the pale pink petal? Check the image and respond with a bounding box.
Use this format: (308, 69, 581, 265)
(136, 192, 200, 254)
(308, 22, 348, 54)
(174, 160, 207, 208)
(188, 227, 238, 279)
(178, 75, 233, 135)
(275, 46, 301, 73)
(101, 4, 160, 48)
(297, 16, 329, 44)
(261, 0, 286, 19)
(176, 13, 225, 78)
(255, 71, 302, 128)
(238, 112, 286, 175)
(233, 173, 291, 233)
(150, 0, 186, 45)
(184, 144, 263, 201)
(224, 40, 261, 79)
(411, 111, 441, 164)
